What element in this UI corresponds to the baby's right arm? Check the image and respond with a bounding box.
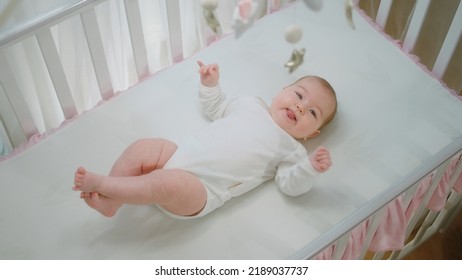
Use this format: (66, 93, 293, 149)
(197, 61, 232, 120)
(197, 60, 220, 87)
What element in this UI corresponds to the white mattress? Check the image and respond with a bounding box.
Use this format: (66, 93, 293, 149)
(1, 1, 462, 259)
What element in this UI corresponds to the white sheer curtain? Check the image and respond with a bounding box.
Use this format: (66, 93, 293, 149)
(0, 0, 297, 156)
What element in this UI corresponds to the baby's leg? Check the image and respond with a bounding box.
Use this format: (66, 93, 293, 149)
(79, 191, 120, 217)
(77, 138, 179, 217)
(74, 167, 207, 217)
(109, 138, 178, 177)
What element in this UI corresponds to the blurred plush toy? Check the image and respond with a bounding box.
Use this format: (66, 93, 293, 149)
(232, 0, 261, 38)
(302, 0, 323, 11)
(201, 0, 221, 34)
(345, 0, 355, 29)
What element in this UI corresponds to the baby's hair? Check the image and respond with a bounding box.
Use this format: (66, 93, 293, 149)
(293, 75, 337, 129)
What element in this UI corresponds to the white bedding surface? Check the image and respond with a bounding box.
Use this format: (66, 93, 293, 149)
(1, 1, 462, 259)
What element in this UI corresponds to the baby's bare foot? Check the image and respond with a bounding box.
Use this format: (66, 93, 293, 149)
(73, 167, 102, 193)
(80, 192, 121, 217)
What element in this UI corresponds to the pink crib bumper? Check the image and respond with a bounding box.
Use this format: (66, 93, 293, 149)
(314, 154, 462, 259)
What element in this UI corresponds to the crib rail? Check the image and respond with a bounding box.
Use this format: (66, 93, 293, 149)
(291, 144, 462, 260)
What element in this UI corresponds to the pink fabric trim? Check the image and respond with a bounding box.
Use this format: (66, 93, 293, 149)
(369, 196, 407, 252)
(238, 0, 252, 20)
(318, 154, 462, 257)
(406, 176, 432, 221)
(362, 155, 462, 253)
(427, 155, 461, 210)
(314, 244, 334, 260)
(454, 169, 462, 194)
(449, 154, 462, 194)
(341, 221, 368, 259)
(313, 221, 368, 260)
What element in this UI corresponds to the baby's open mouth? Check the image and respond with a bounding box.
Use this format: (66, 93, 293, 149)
(286, 108, 296, 121)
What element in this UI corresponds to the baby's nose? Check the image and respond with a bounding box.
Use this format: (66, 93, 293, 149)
(296, 104, 305, 115)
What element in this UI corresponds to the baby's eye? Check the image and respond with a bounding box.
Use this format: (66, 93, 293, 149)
(296, 92, 302, 100)
(310, 109, 317, 118)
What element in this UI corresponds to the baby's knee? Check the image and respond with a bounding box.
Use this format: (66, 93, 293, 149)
(129, 138, 175, 152)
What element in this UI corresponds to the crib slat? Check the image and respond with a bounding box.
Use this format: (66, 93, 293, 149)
(402, 0, 431, 52)
(375, 0, 393, 28)
(425, 156, 462, 232)
(373, 251, 385, 260)
(405, 161, 449, 238)
(441, 194, 462, 231)
(432, 1, 462, 78)
(424, 191, 461, 238)
(123, 0, 149, 79)
(412, 210, 438, 244)
(0, 109, 13, 153)
(36, 29, 77, 120)
(392, 159, 451, 259)
(81, 8, 114, 100)
(164, 0, 184, 63)
(358, 207, 387, 259)
(0, 74, 23, 148)
(401, 180, 422, 211)
(0, 50, 37, 145)
(331, 233, 350, 259)
(266, 0, 274, 14)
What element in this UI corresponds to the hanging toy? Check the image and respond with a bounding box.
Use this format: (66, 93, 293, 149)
(201, 0, 221, 34)
(284, 24, 303, 44)
(231, 0, 261, 38)
(301, 0, 323, 11)
(285, 48, 305, 73)
(284, 24, 305, 73)
(345, 0, 355, 29)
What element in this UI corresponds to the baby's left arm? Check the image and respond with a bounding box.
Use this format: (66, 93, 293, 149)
(275, 147, 332, 197)
(309, 146, 332, 173)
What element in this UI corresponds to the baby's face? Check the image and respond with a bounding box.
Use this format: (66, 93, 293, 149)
(269, 77, 336, 139)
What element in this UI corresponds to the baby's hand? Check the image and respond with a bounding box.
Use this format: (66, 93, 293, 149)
(309, 146, 332, 173)
(197, 60, 220, 87)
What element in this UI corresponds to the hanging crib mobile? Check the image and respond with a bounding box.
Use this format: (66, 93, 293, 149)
(201, 0, 355, 73)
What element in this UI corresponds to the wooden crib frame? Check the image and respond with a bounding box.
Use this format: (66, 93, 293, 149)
(1, 0, 461, 259)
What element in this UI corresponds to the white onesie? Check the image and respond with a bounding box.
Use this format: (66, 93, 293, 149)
(162, 84, 319, 218)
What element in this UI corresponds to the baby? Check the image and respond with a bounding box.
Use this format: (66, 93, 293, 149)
(73, 61, 337, 219)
